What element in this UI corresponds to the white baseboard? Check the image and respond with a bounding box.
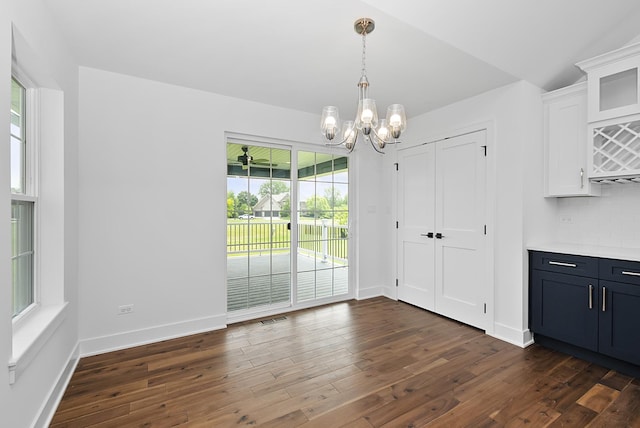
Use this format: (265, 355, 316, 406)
(356, 285, 383, 300)
(382, 285, 397, 300)
(34, 343, 80, 428)
(79, 314, 227, 357)
(490, 322, 534, 348)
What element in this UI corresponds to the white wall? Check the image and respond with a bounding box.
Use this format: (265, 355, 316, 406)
(77, 67, 387, 354)
(385, 80, 556, 346)
(0, 1, 79, 427)
(555, 185, 640, 247)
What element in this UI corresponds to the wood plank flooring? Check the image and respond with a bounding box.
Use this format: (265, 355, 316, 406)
(51, 298, 640, 427)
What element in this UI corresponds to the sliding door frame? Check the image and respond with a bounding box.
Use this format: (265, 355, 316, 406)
(226, 133, 355, 324)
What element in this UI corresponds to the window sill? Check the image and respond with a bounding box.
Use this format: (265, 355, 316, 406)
(9, 302, 68, 384)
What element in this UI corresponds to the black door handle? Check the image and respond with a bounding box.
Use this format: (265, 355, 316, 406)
(435, 232, 444, 239)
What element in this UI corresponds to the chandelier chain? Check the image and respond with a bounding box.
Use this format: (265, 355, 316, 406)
(361, 33, 367, 77)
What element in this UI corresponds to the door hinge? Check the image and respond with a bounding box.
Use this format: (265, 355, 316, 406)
(396, 221, 399, 229)
(396, 278, 399, 287)
(484, 225, 487, 235)
(481, 145, 487, 156)
(394, 162, 399, 171)
(484, 303, 487, 314)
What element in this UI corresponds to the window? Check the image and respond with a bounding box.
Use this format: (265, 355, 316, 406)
(9, 25, 67, 385)
(10, 76, 36, 319)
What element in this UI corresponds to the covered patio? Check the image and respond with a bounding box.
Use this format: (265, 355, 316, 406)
(227, 251, 348, 311)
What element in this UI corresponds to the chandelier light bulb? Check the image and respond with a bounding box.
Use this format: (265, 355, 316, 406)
(361, 108, 374, 124)
(389, 114, 402, 127)
(377, 119, 389, 141)
(324, 116, 336, 127)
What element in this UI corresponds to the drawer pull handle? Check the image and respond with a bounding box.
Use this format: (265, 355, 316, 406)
(588, 284, 593, 309)
(548, 261, 577, 268)
(622, 270, 640, 277)
(602, 287, 606, 312)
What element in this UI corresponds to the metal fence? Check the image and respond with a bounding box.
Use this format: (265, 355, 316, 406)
(227, 221, 348, 260)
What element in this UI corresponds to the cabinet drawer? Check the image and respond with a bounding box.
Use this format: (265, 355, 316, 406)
(600, 258, 640, 285)
(530, 251, 599, 278)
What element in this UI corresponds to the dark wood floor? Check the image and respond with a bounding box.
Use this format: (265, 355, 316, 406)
(51, 297, 640, 427)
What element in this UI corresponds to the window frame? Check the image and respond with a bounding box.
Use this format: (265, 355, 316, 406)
(10, 68, 40, 325)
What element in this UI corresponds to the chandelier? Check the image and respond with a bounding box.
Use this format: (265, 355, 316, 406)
(320, 17, 407, 153)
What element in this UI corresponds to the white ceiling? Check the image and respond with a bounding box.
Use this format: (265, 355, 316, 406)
(43, 0, 640, 119)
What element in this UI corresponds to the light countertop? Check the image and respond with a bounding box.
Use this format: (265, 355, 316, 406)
(527, 242, 640, 262)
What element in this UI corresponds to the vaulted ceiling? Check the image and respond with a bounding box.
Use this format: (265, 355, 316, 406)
(43, 0, 640, 119)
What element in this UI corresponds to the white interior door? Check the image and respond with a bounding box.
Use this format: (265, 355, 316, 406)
(397, 143, 435, 311)
(434, 131, 487, 329)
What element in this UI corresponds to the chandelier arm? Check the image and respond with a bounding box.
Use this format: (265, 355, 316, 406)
(370, 126, 403, 146)
(347, 138, 357, 153)
(367, 135, 386, 154)
(369, 127, 385, 144)
(324, 137, 350, 147)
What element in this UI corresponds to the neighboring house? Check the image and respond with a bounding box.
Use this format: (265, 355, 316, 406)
(253, 192, 289, 218)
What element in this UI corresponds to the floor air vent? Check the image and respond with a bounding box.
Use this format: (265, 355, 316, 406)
(260, 316, 287, 325)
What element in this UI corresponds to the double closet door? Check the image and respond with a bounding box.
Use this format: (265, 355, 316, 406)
(397, 130, 487, 329)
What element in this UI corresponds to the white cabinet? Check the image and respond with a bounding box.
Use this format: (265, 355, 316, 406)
(543, 82, 600, 197)
(577, 43, 640, 123)
(588, 114, 640, 182)
(576, 42, 640, 182)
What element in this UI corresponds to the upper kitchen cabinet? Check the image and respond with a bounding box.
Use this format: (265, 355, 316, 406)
(577, 43, 640, 123)
(575, 42, 640, 183)
(543, 82, 600, 197)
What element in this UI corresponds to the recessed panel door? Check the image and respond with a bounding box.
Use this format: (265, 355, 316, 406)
(397, 143, 435, 310)
(434, 131, 487, 329)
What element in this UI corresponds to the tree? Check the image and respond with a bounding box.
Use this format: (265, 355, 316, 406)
(280, 197, 291, 218)
(324, 187, 345, 209)
(227, 191, 237, 218)
(305, 195, 331, 218)
(259, 181, 289, 198)
(227, 197, 236, 218)
(236, 191, 257, 210)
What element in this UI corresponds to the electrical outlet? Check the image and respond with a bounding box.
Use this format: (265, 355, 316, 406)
(118, 304, 134, 315)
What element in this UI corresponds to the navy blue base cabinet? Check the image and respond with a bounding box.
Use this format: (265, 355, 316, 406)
(530, 251, 640, 376)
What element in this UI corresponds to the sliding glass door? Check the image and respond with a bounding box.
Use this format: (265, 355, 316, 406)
(226, 140, 350, 316)
(226, 143, 292, 312)
(296, 151, 349, 301)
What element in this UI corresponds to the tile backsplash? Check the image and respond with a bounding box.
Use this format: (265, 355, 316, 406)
(556, 184, 640, 248)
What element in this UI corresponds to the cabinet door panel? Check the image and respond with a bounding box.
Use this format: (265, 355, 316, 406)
(543, 84, 599, 197)
(599, 281, 640, 365)
(531, 270, 598, 351)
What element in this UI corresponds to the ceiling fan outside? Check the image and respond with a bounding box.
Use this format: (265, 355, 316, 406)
(232, 146, 277, 170)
